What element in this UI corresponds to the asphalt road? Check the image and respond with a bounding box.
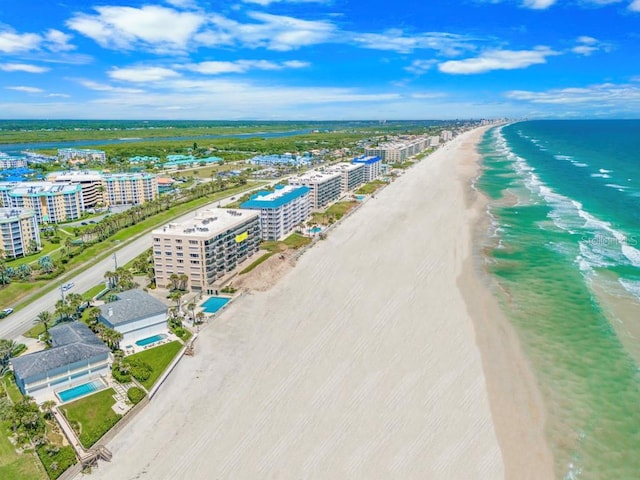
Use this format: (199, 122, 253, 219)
(0, 187, 267, 341)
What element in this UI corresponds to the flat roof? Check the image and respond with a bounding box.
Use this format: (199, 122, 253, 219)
(289, 169, 341, 184)
(0, 207, 35, 221)
(6, 181, 82, 195)
(325, 162, 365, 173)
(241, 185, 310, 209)
(153, 207, 259, 238)
(352, 156, 381, 164)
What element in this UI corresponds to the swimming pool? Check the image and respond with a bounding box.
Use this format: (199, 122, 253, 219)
(135, 333, 167, 347)
(201, 296, 230, 313)
(57, 379, 104, 403)
(310, 227, 322, 233)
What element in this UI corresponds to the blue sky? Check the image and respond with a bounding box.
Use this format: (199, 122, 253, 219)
(0, 0, 639, 119)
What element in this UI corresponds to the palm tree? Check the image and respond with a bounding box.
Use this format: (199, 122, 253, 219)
(187, 300, 196, 321)
(104, 270, 117, 289)
(65, 293, 84, 319)
(195, 311, 205, 325)
(38, 255, 54, 274)
(40, 400, 56, 420)
(36, 311, 52, 334)
(169, 290, 183, 312)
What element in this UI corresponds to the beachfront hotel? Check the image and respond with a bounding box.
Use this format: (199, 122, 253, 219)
(153, 208, 261, 293)
(352, 155, 382, 182)
(240, 185, 311, 240)
(58, 148, 106, 164)
(325, 162, 366, 194)
(288, 170, 342, 209)
(0, 207, 41, 259)
(0, 181, 84, 224)
(11, 322, 111, 400)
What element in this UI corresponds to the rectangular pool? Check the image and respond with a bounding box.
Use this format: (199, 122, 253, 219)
(135, 333, 167, 347)
(57, 379, 105, 403)
(201, 296, 230, 313)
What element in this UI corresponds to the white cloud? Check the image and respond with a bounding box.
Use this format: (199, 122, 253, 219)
(108, 66, 181, 83)
(79, 80, 145, 94)
(67, 5, 205, 52)
(571, 35, 613, 56)
(242, 0, 331, 5)
(47, 93, 71, 98)
(505, 82, 640, 104)
(352, 29, 474, 55)
(0, 30, 41, 53)
(44, 29, 75, 52)
(438, 46, 558, 74)
(6, 86, 44, 93)
(405, 59, 437, 75)
(184, 59, 309, 74)
(523, 0, 556, 9)
(631, 0, 640, 11)
(0, 63, 49, 73)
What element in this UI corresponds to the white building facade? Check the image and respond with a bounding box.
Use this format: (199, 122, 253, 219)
(0, 207, 41, 259)
(289, 170, 342, 209)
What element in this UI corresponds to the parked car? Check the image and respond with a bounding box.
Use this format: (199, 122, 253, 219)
(0, 307, 13, 318)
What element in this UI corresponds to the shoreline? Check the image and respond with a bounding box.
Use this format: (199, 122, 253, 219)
(84, 127, 544, 479)
(457, 128, 555, 479)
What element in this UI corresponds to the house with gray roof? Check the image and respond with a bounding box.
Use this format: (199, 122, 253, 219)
(11, 322, 111, 398)
(98, 289, 168, 345)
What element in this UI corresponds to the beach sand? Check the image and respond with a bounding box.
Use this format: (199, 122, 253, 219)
(87, 128, 552, 479)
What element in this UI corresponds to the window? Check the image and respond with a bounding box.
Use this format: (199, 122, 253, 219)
(189, 240, 198, 245)
(165, 251, 172, 256)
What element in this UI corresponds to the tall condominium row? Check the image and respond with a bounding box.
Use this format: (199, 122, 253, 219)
(0, 182, 84, 224)
(364, 136, 431, 163)
(153, 209, 260, 294)
(0, 208, 41, 259)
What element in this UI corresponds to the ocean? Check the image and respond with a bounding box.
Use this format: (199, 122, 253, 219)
(476, 120, 640, 480)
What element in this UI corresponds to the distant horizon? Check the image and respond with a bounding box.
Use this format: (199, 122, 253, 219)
(1, 1, 639, 119)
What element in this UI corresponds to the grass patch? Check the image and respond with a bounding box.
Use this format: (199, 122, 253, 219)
(2, 374, 24, 404)
(23, 322, 47, 340)
(355, 180, 386, 195)
(81, 284, 107, 301)
(61, 388, 121, 449)
(326, 201, 358, 219)
(0, 423, 46, 480)
(239, 252, 275, 275)
(282, 232, 311, 249)
(125, 341, 182, 390)
(36, 445, 76, 480)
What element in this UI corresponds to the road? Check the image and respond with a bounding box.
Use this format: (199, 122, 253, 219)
(0, 186, 268, 341)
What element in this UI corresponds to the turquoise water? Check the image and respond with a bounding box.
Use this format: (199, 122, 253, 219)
(477, 120, 640, 479)
(201, 296, 230, 313)
(135, 333, 167, 347)
(57, 379, 104, 403)
(310, 227, 322, 233)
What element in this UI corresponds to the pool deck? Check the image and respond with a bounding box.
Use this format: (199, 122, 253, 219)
(124, 331, 178, 356)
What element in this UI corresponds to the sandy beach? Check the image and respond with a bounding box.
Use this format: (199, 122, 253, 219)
(86, 128, 552, 479)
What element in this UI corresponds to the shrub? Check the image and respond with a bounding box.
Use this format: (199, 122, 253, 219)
(127, 386, 145, 404)
(125, 357, 152, 382)
(37, 444, 77, 480)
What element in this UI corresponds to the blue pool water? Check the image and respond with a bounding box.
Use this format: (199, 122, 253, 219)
(201, 296, 230, 313)
(57, 379, 104, 403)
(310, 227, 322, 233)
(356, 195, 365, 201)
(135, 333, 167, 347)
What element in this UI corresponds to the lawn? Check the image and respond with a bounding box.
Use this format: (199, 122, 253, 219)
(81, 283, 107, 301)
(326, 201, 358, 219)
(355, 180, 386, 195)
(2, 374, 24, 404)
(125, 341, 183, 390)
(282, 232, 311, 249)
(0, 423, 46, 480)
(61, 388, 121, 448)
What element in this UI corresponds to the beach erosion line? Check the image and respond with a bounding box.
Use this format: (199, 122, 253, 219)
(85, 127, 550, 479)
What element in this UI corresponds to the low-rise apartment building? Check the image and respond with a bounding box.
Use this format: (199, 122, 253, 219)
(153, 208, 261, 293)
(288, 170, 342, 209)
(0, 207, 41, 259)
(241, 185, 311, 240)
(58, 148, 106, 163)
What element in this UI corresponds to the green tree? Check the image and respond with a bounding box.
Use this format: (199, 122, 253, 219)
(36, 311, 52, 334)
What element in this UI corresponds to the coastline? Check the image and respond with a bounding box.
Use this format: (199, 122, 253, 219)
(457, 128, 555, 479)
(84, 127, 541, 479)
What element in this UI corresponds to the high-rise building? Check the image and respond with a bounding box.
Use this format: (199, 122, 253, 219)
(0, 182, 84, 224)
(0, 207, 41, 259)
(288, 170, 342, 209)
(352, 156, 382, 182)
(324, 162, 366, 194)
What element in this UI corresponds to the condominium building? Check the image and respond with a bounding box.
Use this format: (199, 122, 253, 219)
(0, 154, 27, 169)
(0, 207, 41, 259)
(364, 136, 430, 163)
(102, 172, 158, 206)
(288, 170, 342, 209)
(441, 130, 453, 142)
(241, 185, 311, 240)
(58, 148, 106, 163)
(0, 181, 84, 224)
(352, 156, 382, 182)
(153, 208, 261, 293)
(325, 162, 366, 194)
(47, 170, 103, 208)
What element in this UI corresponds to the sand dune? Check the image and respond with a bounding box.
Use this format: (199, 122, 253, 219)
(86, 128, 549, 479)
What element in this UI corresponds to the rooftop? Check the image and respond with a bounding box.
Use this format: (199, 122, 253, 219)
(11, 322, 110, 380)
(325, 162, 365, 173)
(0, 207, 35, 221)
(2, 181, 82, 196)
(99, 289, 167, 326)
(289, 169, 341, 184)
(153, 208, 259, 238)
(352, 155, 382, 164)
(241, 185, 310, 209)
